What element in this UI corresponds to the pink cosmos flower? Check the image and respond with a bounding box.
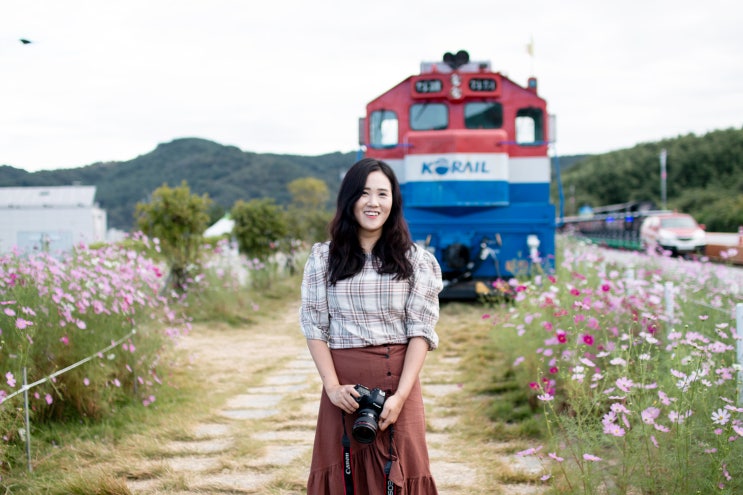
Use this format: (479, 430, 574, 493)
(516, 445, 543, 457)
(5, 372, 16, 388)
(616, 377, 633, 392)
(642, 407, 660, 424)
(604, 423, 626, 437)
(712, 408, 731, 425)
(583, 454, 602, 462)
(15, 318, 33, 329)
(583, 334, 595, 346)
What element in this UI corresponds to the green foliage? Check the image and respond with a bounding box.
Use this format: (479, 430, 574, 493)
(284, 176, 333, 244)
(135, 181, 212, 291)
(287, 177, 330, 210)
(697, 191, 743, 232)
(559, 127, 743, 231)
(231, 198, 288, 261)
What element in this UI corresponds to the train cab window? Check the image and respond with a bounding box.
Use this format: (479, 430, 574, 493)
(515, 107, 544, 144)
(369, 110, 399, 148)
(410, 103, 448, 131)
(465, 102, 503, 129)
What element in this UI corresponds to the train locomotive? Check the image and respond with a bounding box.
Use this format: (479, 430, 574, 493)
(358, 50, 556, 298)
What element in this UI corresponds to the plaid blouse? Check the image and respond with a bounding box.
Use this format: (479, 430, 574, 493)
(300, 242, 442, 350)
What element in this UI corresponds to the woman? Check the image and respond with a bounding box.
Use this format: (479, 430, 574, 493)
(300, 158, 442, 494)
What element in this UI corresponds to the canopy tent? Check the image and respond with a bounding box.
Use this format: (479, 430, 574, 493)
(203, 215, 234, 238)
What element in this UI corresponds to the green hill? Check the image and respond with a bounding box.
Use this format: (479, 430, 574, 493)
(2, 127, 741, 233)
(554, 127, 743, 231)
(0, 138, 355, 230)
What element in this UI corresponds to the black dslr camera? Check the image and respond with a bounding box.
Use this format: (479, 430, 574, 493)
(352, 384, 387, 444)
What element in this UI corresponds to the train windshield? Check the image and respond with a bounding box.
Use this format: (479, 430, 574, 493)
(410, 103, 448, 131)
(465, 102, 503, 129)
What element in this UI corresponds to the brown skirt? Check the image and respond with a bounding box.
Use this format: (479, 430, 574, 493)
(307, 344, 438, 495)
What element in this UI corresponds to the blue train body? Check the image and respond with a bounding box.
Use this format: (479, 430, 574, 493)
(359, 51, 556, 298)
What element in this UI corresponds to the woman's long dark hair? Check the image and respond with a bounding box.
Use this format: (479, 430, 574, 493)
(327, 158, 413, 284)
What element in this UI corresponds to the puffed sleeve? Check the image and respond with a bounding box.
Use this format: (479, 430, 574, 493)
(405, 246, 443, 350)
(299, 242, 330, 341)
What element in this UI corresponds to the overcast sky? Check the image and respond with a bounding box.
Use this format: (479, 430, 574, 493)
(1, 0, 741, 172)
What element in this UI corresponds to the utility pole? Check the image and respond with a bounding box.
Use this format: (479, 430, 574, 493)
(659, 149, 667, 210)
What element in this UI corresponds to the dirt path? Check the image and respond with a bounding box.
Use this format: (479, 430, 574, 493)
(124, 301, 545, 495)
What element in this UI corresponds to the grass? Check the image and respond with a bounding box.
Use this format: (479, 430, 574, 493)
(0, 262, 305, 494)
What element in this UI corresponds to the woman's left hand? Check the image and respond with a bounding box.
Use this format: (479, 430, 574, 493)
(378, 394, 405, 431)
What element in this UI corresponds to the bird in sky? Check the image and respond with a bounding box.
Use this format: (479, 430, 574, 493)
(19, 38, 32, 44)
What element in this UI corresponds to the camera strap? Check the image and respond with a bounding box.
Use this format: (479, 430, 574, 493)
(340, 412, 397, 495)
(341, 412, 355, 495)
(384, 425, 396, 495)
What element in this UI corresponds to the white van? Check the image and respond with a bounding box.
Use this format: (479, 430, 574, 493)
(639, 212, 706, 255)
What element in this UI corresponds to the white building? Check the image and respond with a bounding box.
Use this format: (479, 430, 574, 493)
(0, 185, 107, 253)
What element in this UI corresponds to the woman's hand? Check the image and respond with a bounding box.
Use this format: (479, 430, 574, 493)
(378, 394, 405, 431)
(325, 384, 361, 415)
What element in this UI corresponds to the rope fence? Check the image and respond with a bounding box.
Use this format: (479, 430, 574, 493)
(1, 328, 137, 472)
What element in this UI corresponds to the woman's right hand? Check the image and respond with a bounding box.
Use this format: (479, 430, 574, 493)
(325, 384, 360, 414)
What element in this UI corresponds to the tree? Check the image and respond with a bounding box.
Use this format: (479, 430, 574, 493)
(285, 177, 332, 243)
(287, 177, 330, 210)
(135, 181, 212, 292)
(231, 198, 288, 260)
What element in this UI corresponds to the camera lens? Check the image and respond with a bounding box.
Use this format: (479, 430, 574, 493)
(352, 412, 378, 444)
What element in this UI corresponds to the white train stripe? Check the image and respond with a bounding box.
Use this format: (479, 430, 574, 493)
(383, 156, 550, 184)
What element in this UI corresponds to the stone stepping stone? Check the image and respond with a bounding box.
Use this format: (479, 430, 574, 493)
(164, 438, 232, 455)
(192, 423, 231, 439)
(167, 455, 222, 472)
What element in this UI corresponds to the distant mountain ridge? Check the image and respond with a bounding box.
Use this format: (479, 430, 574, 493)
(6, 127, 738, 233)
(0, 138, 355, 230)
